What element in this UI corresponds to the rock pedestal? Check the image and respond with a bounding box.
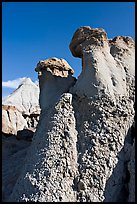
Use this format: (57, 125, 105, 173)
(35, 57, 76, 110)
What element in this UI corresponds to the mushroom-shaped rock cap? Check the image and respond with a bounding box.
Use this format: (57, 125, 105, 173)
(35, 57, 74, 77)
(69, 26, 108, 58)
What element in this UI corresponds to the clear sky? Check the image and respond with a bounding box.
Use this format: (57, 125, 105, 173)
(2, 2, 135, 98)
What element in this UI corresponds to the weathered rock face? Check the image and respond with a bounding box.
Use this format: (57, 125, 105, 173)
(109, 36, 135, 100)
(7, 27, 135, 202)
(35, 57, 76, 110)
(2, 105, 28, 135)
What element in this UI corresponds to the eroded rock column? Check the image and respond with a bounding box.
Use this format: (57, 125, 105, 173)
(35, 57, 76, 110)
(69, 26, 135, 202)
(8, 59, 78, 202)
(69, 26, 134, 100)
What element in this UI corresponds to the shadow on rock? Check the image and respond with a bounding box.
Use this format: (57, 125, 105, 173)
(17, 129, 34, 141)
(104, 125, 135, 202)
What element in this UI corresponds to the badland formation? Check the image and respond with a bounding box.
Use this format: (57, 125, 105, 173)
(2, 26, 135, 202)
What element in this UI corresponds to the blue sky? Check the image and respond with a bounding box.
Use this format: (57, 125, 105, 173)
(2, 2, 135, 98)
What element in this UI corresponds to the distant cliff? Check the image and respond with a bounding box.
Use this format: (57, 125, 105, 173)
(2, 78, 40, 136)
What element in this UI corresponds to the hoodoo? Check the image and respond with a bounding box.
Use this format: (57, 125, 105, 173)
(69, 26, 134, 100)
(7, 27, 135, 202)
(35, 57, 76, 110)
